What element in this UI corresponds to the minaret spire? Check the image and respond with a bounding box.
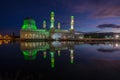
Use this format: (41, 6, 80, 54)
(43, 20, 46, 29)
(70, 16, 74, 30)
(50, 12, 55, 29)
(58, 22, 60, 29)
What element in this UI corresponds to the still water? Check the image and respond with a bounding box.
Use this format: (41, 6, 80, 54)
(0, 40, 120, 80)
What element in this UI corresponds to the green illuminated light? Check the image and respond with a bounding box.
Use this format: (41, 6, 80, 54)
(22, 50, 37, 60)
(43, 51, 47, 59)
(50, 11, 55, 28)
(22, 18, 37, 30)
(71, 16, 74, 19)
(70, 49, 74, 64)
(71, 16, 74, 30)
(50, 52, 55, 68)
(51, 12, 54, 15)
(43, 20, 46, 29)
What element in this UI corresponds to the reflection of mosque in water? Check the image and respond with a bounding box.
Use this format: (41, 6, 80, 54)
(0, 40, 11, 45)
(20, 41, 83, 68)
(20, 41, 120, 68)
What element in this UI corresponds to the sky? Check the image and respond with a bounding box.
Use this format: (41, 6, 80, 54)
(1, 0, 120, 35)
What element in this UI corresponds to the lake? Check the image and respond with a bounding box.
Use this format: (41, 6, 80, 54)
(0, 40, 120, 80)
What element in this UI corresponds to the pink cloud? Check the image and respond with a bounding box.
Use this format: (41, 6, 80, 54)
(58, 0, 120, 18)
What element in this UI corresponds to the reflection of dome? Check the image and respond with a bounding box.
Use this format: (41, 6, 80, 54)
(22, 17, 37, 30)
(22, 50, 37, 60)
(52, 41, 61, 47)
(52, 33, 62, 40)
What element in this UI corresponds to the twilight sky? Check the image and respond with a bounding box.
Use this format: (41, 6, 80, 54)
(1, 0, 120, 35)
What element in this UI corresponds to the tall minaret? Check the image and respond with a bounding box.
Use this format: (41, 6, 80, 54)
(43, 20, 46, 29)
(50, 12, 55, 29)
(70, 16, 74, 30)
(58, 22, 60, 29)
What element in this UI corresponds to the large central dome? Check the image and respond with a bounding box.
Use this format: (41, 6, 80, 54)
(22, 17, 37, 30)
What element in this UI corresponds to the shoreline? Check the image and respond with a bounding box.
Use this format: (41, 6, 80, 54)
(1, 38, 120, 42)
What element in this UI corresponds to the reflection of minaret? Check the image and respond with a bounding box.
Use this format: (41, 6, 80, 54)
(50, 12, 55, 29)
(70, 49, 74, 64)
(70, 16, 74, 31)
(58, 22, 60, 30)
(43, 20, 46, 29)
(50, 51, 55, 68)
(43, 51, 47, 59)
(58, 50, 61, 56)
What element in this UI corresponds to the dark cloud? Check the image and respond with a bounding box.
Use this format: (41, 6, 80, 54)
(92, 5, 120, 18)
(97, 24, 120, 29)
(58, 0, 120, 18)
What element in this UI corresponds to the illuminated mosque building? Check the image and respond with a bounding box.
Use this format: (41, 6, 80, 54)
(20, 12, 84, 40)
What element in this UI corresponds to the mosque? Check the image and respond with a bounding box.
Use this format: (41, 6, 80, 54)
(20, 12, 84, 40)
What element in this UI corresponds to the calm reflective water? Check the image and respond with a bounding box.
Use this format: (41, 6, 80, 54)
(0, 40, 120, 80)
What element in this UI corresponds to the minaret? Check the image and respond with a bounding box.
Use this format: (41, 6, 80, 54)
(50, 12, 55, 29)
(43, 20, 46, 29)
(58, 22, 60, 29)
(70, 16, 74, 31)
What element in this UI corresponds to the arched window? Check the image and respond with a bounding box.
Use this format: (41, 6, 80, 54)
(36, 34, 39, 38)
(25, 34, 28, 39)
(33, 34, 35, 38)
(43, 34, 45, 39)
(28, 34, 32, 39)
(39, 34, 41, 38)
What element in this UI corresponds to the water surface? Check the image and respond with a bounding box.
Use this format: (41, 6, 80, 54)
(0, 41, 120, 80)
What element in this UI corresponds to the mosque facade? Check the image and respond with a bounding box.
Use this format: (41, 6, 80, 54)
(20, 12, 84, 40)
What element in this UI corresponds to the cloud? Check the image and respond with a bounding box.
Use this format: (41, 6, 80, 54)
(92, 5, 120, 18)
(97, 24, 120, 29)
(58, 0, 120, 18)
